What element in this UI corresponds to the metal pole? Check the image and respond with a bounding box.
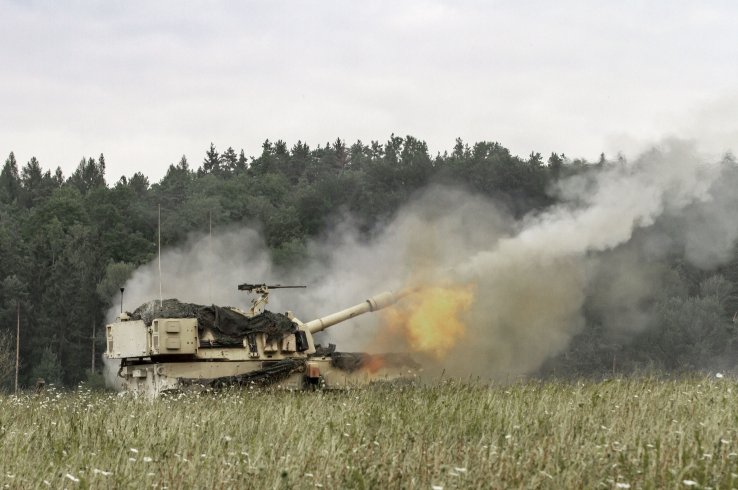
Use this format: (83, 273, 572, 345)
(612, 352, 616, 376)
(15, 301, 19, 394)
(91, 318, 96, 373)
(158, 204, 163, 307)
(209, 210, 212, 304)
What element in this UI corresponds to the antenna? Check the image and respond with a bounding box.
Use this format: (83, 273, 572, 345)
(120, 287, 125, 314)
(209, 210, 212, 304)
(158, 204, 163, 307)
(14, 301, 19, 395)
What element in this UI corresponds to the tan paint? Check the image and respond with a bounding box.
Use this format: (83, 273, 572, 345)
(105, 287, 417, 396)
(304, 289, 411, 333)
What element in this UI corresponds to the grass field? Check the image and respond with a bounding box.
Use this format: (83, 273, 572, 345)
(0, 377, 736, 489)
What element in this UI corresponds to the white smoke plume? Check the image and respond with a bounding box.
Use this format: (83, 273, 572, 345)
(445, 140, 726, 376)
(108, 139, 738, 380)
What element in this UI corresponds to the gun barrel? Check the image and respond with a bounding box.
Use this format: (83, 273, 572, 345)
(238, 283, 306, 291)
(305, 288, 414, 334)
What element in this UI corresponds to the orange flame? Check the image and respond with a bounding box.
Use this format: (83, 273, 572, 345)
(362, 354, 385, 373)
(379, 283, 475, 359)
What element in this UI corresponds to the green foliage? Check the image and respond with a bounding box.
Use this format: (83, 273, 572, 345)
(2, 137, 738, 385)
(271, 238, 308, 268)
(0, 379, 736, 488)
(68, 155, 106, 194)
(0, 330, 15, 391)
(29, 346, 62, 385)
(0, 152, 20, 204)
(96, 261, 135, 306)
(83, 369, 107, 391)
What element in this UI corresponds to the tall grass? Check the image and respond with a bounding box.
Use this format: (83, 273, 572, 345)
(0, 377, 735, 488)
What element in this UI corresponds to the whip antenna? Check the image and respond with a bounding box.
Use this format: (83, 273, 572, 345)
(14, 301, 19, 394)
(209, 210, 213, 304)
(158, 204, 163, 307)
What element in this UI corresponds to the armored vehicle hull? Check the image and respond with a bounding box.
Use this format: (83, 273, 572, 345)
(106, 286, 418, 396)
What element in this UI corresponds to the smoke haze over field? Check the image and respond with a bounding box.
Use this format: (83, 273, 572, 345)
(112, 140, 738, 378)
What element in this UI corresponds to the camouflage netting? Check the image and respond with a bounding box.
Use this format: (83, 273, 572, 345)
(130, 299, 296, 342)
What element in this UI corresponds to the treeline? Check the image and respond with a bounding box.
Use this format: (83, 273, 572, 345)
(0, 136, 736, 387)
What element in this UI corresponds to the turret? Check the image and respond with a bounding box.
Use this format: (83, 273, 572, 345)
(106, 282, 420, 395)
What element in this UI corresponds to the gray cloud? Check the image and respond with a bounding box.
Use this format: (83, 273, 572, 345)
(2, 0, 738, 180)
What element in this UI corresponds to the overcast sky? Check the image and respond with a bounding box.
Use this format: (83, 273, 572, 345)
(1, 0, 737, 182)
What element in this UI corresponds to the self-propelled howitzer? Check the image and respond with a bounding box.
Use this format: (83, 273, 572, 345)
(105, 285, 418, 396)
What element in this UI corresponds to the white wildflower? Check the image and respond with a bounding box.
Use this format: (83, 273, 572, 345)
(65, 473, 80, 483)
(716, 373, 724, 378)
(432, 485, 443, 490)
(143, 456, 153, 463)
(453, 467, 467, 473)
(616, 484, 631, 489)
(130, 448, 139, 454)
(223, 435, 232, 442)
(93, 469, 112, 476)
(682, 480, 698, 487)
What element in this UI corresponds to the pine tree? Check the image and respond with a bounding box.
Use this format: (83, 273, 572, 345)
(237, 149, 248, 173)
(202, 143, 221, 174)
(69, 157, 106, 194)
(20, 157, 43, 208)
(221, 146, 238, 174)
(0, 152, 20, 204)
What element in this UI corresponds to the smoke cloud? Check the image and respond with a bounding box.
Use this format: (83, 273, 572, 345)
(109, 139, 738, 380)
